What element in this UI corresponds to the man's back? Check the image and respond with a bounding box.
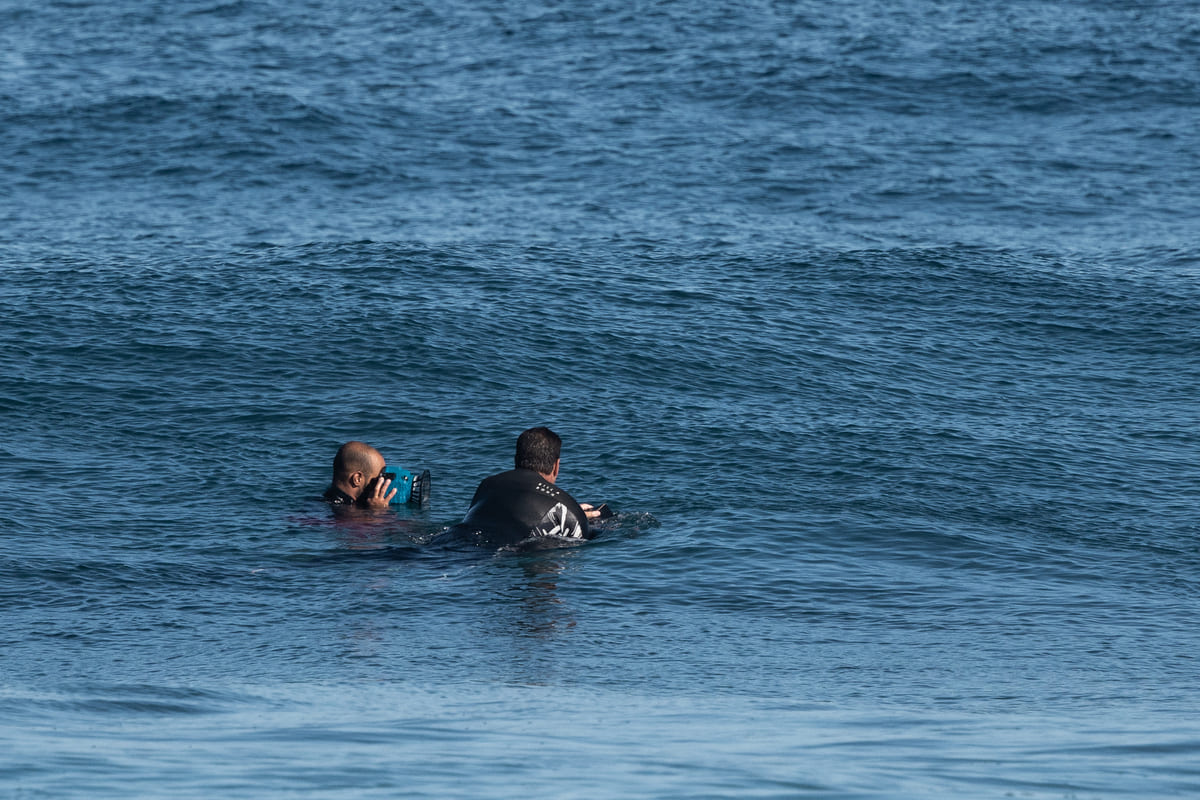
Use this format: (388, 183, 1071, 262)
(446, 468, 592, 548)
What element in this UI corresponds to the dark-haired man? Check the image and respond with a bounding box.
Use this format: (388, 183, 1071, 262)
(323, 441, 397, 509)
(445, 427, 600, 547)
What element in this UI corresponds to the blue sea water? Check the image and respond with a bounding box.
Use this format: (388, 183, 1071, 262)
(2, 0, 1199, 797)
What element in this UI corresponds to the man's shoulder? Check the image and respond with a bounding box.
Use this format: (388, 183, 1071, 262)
(323, 486, 355, 506)
(479, 468, 542, 489)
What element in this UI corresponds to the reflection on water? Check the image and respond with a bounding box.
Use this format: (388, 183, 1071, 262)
(509, 552, 578, 639)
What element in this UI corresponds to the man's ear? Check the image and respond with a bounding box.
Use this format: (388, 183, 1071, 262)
(349, 470, 366, 488)
(550, 459, 561, 481)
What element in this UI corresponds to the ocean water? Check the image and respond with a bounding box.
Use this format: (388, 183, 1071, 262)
(2, 0, 1199, 797)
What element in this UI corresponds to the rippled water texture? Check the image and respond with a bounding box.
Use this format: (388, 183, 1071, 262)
(3, 0, 1197, 250)
(2, 0, 1199, 797)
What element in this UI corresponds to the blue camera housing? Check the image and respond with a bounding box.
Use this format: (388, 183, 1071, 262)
(380, 467, 430, 506)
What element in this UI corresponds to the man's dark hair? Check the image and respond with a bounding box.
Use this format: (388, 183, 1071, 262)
(515, 427, 561, 474)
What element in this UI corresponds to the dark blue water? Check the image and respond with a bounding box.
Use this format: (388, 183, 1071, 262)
(3, 1, 1199, 797)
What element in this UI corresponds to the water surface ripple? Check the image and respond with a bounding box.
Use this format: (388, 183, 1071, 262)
(2, 0, 1199, 797)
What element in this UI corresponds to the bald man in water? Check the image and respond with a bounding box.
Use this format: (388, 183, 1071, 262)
(323, 441, 397, 509)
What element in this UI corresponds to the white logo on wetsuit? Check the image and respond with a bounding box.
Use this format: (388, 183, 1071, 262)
(534, 502, 583, 539)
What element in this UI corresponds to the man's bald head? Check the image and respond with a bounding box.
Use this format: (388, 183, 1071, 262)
(332, 441, 385, 485)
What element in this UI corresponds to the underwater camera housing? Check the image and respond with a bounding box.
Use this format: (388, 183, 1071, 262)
(379, 467, 431, 506)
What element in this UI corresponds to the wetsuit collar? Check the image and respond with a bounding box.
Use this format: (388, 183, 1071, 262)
(323, 486, 356, 506)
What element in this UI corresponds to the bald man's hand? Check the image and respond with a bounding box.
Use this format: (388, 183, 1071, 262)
(363, 476, 398, 510)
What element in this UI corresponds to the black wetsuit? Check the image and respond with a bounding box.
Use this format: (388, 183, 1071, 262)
(323, 486, 356, 506)
(445, 468, 593, 548)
